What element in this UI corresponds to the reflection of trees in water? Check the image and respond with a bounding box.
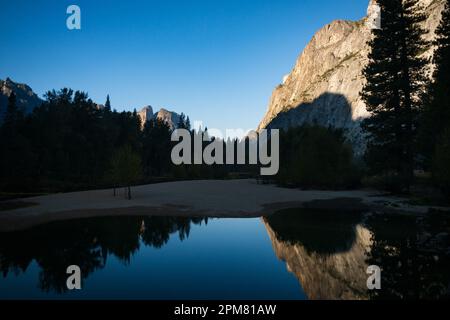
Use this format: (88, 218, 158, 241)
(0, 215, 207, 293)
(364, 212, 450, 300)
(141, 216, 207, 248)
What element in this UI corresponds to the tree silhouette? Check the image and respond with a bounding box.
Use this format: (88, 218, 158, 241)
(142, 119, 172, 177)
(362, 0, 429, 192)
(420, 0, 450, 195)
(105, 94, 111, 111)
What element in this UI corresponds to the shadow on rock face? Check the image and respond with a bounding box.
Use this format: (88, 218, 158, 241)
(265, 92, 366, 155)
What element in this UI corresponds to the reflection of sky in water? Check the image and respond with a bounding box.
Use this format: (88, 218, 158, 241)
(0, 218, 305, 300)
(2, 210, 448, 300)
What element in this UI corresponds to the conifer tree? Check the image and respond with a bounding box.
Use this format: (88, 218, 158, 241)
(362, 0, 429, 192)
(4, 92, 19, 126)
(185, 116, 191, 131)
(421, 0, 450, 164)
(421, 0, 450, 194)
(177, 113, 186, 129)
(105, 94, 111, 111)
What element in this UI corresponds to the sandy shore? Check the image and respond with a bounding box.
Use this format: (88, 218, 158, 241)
(0, 179, 447, 231)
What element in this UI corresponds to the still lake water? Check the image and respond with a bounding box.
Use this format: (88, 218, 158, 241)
(0, 209, 449, 299)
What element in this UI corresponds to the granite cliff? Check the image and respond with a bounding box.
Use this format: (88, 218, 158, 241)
(257, 0, 446, 154)
(137, 106, 181, 130)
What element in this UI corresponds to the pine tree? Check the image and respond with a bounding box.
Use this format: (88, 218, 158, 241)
(362, 0, 429, 192)
(421, 0, 450, 165)
(185, 116, 191, 131)
(420, 0, 450, 195)
(105, 94, 111, 111)
(177, 113, 186, 129)
(0, 92, 30, 188)
(4, 92, 19, 126)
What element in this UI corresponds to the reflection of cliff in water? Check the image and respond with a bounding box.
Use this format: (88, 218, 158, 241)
(263, 209, 372, 300)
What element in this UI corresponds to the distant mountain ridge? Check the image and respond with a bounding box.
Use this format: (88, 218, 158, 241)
(0, 78, 43, 121)
(0, 78, 183, 130)
(137, 105, 182, 130)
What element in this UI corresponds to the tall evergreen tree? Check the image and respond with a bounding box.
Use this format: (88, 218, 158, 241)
(4, 92, 19, 126)
(141, 119, 172, 177)
(421, 0, 450, 164)
(0, 92, 33, 189)
(185, 116, 191, 131)
(177, 112, 186, 129)
(105, 94, 111, 111)
(361, 0, 429, 192)
(420, 0, 450, 195)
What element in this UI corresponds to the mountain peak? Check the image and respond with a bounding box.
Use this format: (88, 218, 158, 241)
(137, 105, 181, 130)
(0, 78, 43, 121)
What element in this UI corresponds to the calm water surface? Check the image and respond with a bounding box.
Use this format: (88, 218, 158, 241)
(0, 209, 449, 299)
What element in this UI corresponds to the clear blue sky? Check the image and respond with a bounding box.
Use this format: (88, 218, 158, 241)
(0, 0, 368, 132)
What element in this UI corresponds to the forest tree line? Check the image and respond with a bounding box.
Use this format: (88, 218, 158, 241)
(0, 89, 258, 197)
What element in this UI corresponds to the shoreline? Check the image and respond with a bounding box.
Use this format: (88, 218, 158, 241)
(0, 179, 449, 232)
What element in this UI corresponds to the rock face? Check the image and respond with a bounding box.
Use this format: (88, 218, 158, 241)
(257, 0, 446, 155)
(263, 218, 372, 300)
(137, 105, 181, 130)
(0, 78, 43, 121)
(137, 105, 154, 125)
(155, 108, 181, 130)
